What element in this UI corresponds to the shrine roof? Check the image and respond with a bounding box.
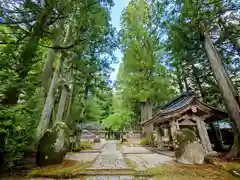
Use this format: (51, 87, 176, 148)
(160, 91, 194, 114)
(141, 91, 228, 125)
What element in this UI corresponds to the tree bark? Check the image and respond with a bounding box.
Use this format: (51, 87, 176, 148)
(141, 100, 153, 142)
(41, 0, 71, 95)
(65, 64, 74, 121)
(42, 26, 64, 95)
(225, 132, 240, 159)
(176, 68, 184, 93)
(54, 85, 69, 152)
(57, 63, 73, 122)
(36, 24, 73, 142)
(183, 77, 189, 91)
(237, 39, 240, 53)
(140, 102, 146, 123)
(36, 56, 64, 142)
(56, 85, 68, 122)
(188, 57, 205, 100)
(201, 23, 240, 134)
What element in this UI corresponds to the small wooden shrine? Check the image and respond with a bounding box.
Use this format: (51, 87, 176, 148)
(140, 92, 228, 152)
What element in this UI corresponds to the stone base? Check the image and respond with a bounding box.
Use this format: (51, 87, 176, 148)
(206, 151, 218, 156)
(229, 168, 240, 178)
(36, 128, 69, 166)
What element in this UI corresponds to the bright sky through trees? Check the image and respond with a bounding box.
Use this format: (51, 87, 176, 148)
(110, 0, 130, 82)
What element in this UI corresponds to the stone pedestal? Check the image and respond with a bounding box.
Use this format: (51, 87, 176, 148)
(36, 128, 69, 166)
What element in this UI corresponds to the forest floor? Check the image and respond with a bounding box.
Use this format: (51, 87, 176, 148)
(1, 140, 240, 180)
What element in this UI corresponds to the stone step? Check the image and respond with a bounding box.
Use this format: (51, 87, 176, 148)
(80, 150, 102, 153)
(85, 176, 153, 180)
(31, 170, 136, 178)
(85, 176, 133, 180)
(86, 168, 134, 171)
(79, 170, 136, 176)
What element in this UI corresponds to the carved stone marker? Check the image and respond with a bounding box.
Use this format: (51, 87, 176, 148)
(175, 128, 206, 164)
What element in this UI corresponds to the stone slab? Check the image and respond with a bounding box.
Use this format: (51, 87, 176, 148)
(84, 176, 152, 180)
(92, 142, 106, 150)
(125, 153, 172, 170)
(64, 152, 99, 162)
(90, 141, 129, 170)
(121, 146, 153, 154)
(146, 147, 175, 157)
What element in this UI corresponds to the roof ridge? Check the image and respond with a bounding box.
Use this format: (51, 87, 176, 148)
(161, 91, 194, 110)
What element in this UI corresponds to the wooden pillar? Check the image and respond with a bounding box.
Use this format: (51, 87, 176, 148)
(170, 120, 178, 149)
(195, 115, 213, 152)
(156, 126, 163, 149)
(210, 122, 226, 150)
(201, 120, 213, 152)
(176, 120, 180, 130)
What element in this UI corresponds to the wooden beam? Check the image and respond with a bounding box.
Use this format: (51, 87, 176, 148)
(179, 119, 197, 126)
(147, 106, 192, 125)
(201, 120, 213, 152)
(176, 120, 180, 130)
(176, 114, 191, 121)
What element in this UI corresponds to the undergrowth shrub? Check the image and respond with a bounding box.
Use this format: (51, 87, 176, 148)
(0, 93, 43, 167)
(140, 137, 153, 146)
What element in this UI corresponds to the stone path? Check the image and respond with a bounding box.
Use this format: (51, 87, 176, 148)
(85, 141, 133, 180)
(125, 153, 172, 170)
(65, 152, 99, 162)
(92, 142, 106, 150)
(61, 141, 171, 179)
(89, 141, 128, 169)
(84, 141, 166, 180)
(121, 146, 152, 154)
(121, 145, 173, 170)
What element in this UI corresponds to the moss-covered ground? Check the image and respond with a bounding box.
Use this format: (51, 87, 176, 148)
(141, 161, 240, 180)
(28, 160, 92, 178)
(71, 141, 93, 152)
(125, 158, 137, 170)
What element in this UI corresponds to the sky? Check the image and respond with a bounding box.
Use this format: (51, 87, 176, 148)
(109, 0, 130, 82)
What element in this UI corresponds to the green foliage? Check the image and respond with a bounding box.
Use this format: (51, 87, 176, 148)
(1, 0, 238, 169)
(113, 0, 176, 128)
(0, 0, 116, 168)
(0, 100, 43, 167)
(140, 137, 152, 146)
(102, 93, 133, 131)
(175, 128, 199, 149)
(151, 0, 240, 108)
(72, 142, 93, 152)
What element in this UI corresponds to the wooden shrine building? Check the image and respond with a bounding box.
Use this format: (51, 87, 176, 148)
(140, 92, 228, 153)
